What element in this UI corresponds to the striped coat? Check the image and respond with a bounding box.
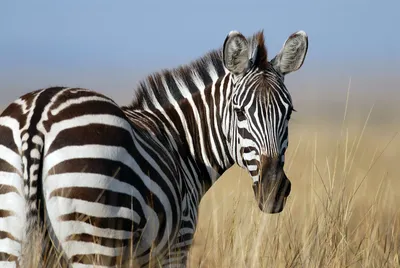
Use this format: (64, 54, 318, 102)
(0, 29, 308, 267)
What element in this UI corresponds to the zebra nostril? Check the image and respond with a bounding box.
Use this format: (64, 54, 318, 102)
(283, 178, 291, 197)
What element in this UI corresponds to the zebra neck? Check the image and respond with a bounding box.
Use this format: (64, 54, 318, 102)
(140, 79, 233, 190)
(122, 76, 235, 193)
(168, 80, 235, 186)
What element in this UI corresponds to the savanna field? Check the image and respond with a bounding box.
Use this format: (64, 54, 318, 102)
(2, 1, 400, 266)
(189, 85, 400, 268)
(16, 84, 400, 267)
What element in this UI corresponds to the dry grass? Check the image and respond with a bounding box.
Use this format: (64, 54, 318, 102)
(189, 95, 400, 267)
(22, 89, 400, 267)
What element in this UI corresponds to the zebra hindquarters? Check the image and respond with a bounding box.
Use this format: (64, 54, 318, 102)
(41, 160, 145, 267)
(0, 122, 25, 267)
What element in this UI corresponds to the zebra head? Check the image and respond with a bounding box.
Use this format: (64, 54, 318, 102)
(222, 30, 308, 213)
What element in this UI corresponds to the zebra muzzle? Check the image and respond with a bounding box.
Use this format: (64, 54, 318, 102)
(252, 173, 291, 214)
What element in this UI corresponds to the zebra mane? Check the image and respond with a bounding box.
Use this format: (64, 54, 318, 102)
(128, 31, 265, 111)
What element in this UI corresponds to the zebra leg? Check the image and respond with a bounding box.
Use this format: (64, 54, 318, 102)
(159, 230, 193, 268)
(0, 123, 25, 267)
(0, 171, 25, 268)
(160, 243, 191, 268)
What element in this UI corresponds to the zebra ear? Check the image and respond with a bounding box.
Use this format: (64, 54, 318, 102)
(271, 31, 308, 75)
(223, 31, 250, 76)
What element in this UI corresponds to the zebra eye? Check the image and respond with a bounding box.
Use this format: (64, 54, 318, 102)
(235, 108, 246, 121)
(249, 59, 254, 67)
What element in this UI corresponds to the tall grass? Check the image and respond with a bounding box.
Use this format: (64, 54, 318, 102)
(190, 137, 400, 267)
(189, 92, 400, 267)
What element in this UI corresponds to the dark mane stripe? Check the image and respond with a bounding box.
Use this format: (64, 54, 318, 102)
(128, 31, 265, 111)
(129, 49, 225, 110)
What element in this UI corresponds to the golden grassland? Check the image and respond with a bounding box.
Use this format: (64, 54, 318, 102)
(21, 89, 400, 267)
(189, 95, 400, 267)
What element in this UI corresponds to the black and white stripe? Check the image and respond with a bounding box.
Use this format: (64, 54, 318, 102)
(0, 30, 308, 267)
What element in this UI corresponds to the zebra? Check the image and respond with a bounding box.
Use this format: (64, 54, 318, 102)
(0, 29, 308, 267)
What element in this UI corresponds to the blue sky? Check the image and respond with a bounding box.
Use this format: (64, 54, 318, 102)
(0, 0, 398, 105)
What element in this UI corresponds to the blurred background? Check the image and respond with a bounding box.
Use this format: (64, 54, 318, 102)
(1, 1, 399, 266)
(1, 1, 399, 120)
